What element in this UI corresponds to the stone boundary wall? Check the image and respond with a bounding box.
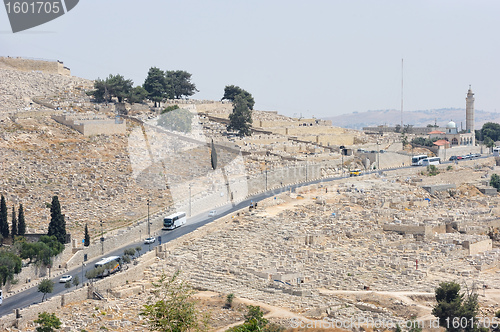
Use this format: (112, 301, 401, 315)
(382, 224, 429, 236)
(363, 126, 447, 135)
(11, 109, 63, 119)
(0, 57, 70, 76)
(51, 114, 126, 136)
(463, 239, 492, 255)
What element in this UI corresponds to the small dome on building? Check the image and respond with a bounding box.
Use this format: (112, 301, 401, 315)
(446, 121, 457, 129)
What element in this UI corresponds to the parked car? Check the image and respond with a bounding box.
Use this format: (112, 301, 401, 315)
(449, 156, 458, 161)
(208, 210, 217, 217)
(144, 237, 155, 244)
(59, 275, 73, 283)
(461, 155, 470, 160)
(474, 153, 481, 157)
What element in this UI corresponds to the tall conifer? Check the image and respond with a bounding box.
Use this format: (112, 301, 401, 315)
(48, 196, 66, 244)
(0, 195, 9, 238)
(18, 203, 26, 236)
(11, 206, 17, 238)
(84, 224, 90, 247)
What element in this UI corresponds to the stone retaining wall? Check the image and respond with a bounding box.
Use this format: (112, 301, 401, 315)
(0, 57, 70, 76)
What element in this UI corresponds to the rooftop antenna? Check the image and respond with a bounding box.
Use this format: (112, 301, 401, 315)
(401, 58, 404, 127)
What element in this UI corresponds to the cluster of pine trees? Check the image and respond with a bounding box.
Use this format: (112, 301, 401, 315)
(0, 195, 67, 245)
(0, 195, 26, 243)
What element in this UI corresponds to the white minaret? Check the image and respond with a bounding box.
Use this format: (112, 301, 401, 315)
(466, 85, 475, 133)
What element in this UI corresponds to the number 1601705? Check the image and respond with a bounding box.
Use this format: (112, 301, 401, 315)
(5, 2, 61, 14)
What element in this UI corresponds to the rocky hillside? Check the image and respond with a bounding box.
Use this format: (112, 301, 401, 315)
(0, 68, 92, 114)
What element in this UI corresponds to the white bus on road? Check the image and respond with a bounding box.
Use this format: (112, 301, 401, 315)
(422, 157, 440, 166)
(411, 154, 428, 166)
(94, 256, 121, 277)
(163, 212, 187, 230)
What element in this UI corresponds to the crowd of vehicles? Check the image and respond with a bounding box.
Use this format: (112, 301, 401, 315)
(449, 153, 481, 161)
(163, 212, 187, 230)
(413, 152, 484, 166)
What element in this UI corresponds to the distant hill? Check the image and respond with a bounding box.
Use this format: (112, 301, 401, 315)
(323, 108, 500, 130)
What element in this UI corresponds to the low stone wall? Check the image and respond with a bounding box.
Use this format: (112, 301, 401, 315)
(382, 223, 447, 235)
(421, 184, 456, 195)
(463, 239, 492, 255)
(51, 114, 126, 136)
(0, 57, 71, 76)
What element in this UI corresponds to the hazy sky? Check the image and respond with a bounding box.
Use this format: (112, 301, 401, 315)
(1, 0, 499, 119)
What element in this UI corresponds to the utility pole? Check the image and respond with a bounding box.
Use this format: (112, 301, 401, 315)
(81, 262, 85, 287)
(305, 160, 308, 182)
(100, 220, 104, 255)
(377, 141, 380, 170)
(188, 184, 192, 217)
(147, 198, 152, 250)
(340, 146, 345, 177)
(401, 58, 404, 127)
(147, 198, 150, 239)
(265, 161, 268, 191)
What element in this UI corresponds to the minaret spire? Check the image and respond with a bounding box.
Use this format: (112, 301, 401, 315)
(466, 86, 475, 134)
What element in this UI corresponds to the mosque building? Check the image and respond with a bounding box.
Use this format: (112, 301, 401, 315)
(428, 86, 475, 148)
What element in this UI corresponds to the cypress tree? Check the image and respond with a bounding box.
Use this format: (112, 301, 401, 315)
(0, 195, 9, 238)
(48, 196, 66, 244)
(18, 203, 26, 236)
(84, 224, 90, 247)
(11, 206, 17, 238)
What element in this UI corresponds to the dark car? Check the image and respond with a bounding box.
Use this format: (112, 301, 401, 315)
(449, 156, 458, 161)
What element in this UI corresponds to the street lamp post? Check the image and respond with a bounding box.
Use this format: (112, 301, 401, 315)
(100, 220, 104, 255)
(147, 198, 151, 250)
(305, 160, 308, 182)
(377, 141, 380, 170)
(340, 146, 345, 177)
(81, 262, 85, 288)
(188, 184, 192, 217)
(147, 198, 151, 239)
(265, 161, 268, 191)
